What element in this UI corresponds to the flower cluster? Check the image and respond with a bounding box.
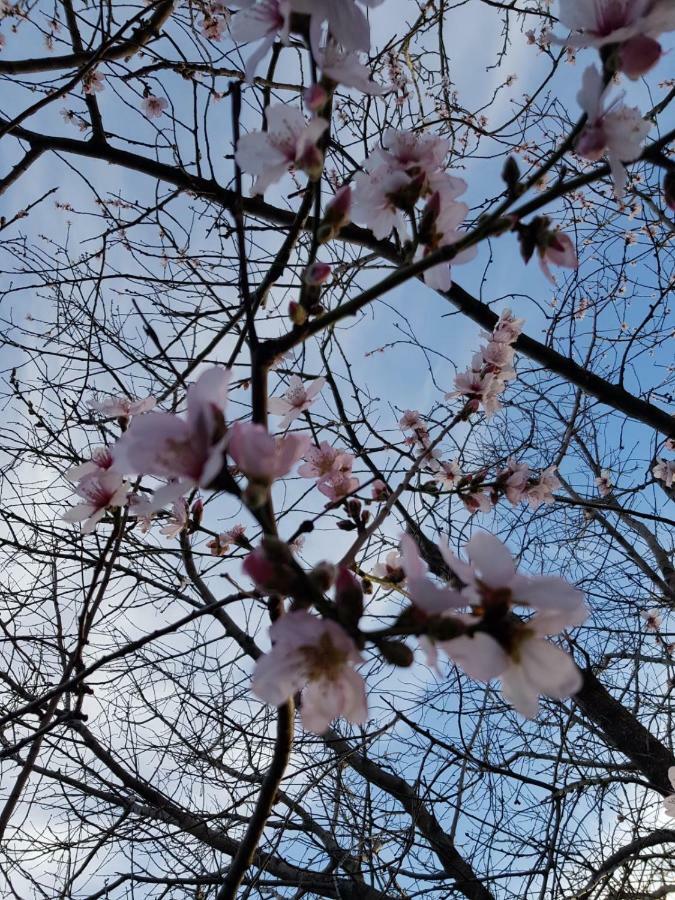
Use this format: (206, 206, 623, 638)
(352, 128, 473, 290)
(62, 368, 312, 530)
(448, 309, 524, 417)
(298, 441, 359, 502)
(248, 531, 587, 732)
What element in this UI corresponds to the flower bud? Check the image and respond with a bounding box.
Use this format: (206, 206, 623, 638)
(371, 479, 388, 501)
(317, 185, 352, 244)
(311, 560, 336, 592)
(297, 144, 324, 181)
(304, 262, 332, 286)
(335, 567, 364, 628)
(304, 83, 329, 112)
(190, 498, 204, 528)
(242, 539, 297, 594)
(378, 640, 414, 667)
(618, 35, 661, 79)
(289, 301, 308, 325)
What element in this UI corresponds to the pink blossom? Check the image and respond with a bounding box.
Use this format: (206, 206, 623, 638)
(418, 193, 476, 292)
(538, 230, 579, 284)
(595, 469, 613, 496)
(318, 185, 352, 243)
(305, 84, 329, 111)
(372, 549, 406, 583)
(160, 498, 189, 539)
(298, 441, 353, 481)
(62, 471, 129, 534)
(439, 532, 587, 716)
(371, 479, 388, 501)
(90, 394, 156, 420)
(208, 524, 247, 556)
(235, 105, 328, 195)
(429, 458, 463, 490)
(317, 42, 388, 94)
(83, 69, 104, 94)
(352, 166, 410, 239)
(112, 367, 230, 507)
(229, 0, 291, 81)
(66, 446, 116, 483)
(500, 458, 531, 505)
(228, 421, 310, 482)
(451, 371, 506, 418)
(268, 375, 325, 429)
(461, 489, 494, 515)
(304, 261, 332, 285)
(400, 533, 465, 616)
(576, 65, 651, 199)
(440, 532, 588, 630)
(525, 466, 561, 508)
(290, 0, 384, 57)
(554, 0, 675, 76)
(252, 610, 368, 733)
(490, 308, 525, 345)
(373, 128, 451, 184)
(318, 471, 360, 502)
(653, 458, 675, 487)
(142, 95, 168, 119)
(640, 608, 662, 631)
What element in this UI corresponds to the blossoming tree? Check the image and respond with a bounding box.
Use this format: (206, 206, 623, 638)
(0, 0, 674, 897)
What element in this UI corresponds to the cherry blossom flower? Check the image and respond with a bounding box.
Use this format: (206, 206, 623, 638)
(207, 524, 247, 556)
(90, 394, 156, 420)
(372, 549, 406, 583)
(252, 610, 368, 733)
(268, 375, 326, 429)
(62, 471, 130, 534)
(142, 95, 168, 119)
(653, 458, 675, 487)
(400, 534, 464, 616)
(228, 421, 310, 482)
(595, 469, 613, 496)
(575, 65, 651, 198)
(461, 489, 494, 515)
(352, 166, 410, 239)
(537, 229, 579, 283)
(451, 370, 506, 418)
(83, 69, 104, 94)
(525, 465, 561, 508)
(499, 458, 531, 505)
(371, 479, 388, 501)
(418, 192, 476, 292)
(640, 608, 662, 631)
(298, 442, 354, 481)
(439, 532, 588, 716)
(317, 42, 388, 94)
(304, 261, 332, 285)
(235, 105, 328, 195)
(291, 0, 384, 58)
(160, 498, 188, 539)
(318, 470, 360, 502)
(229, 0, 291, 81)
(554, 0, 675, 77)
(318, 184, 352, 243)
(112, 367, 230, 508)
(429, 458, 463, 490)
(66, 446, 116, 483)
(199, 0, 231, 40)
(664, 767, 675, 817)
